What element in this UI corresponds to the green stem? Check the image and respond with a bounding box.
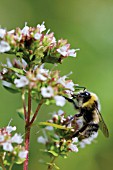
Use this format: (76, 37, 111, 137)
(22, 90, 27, 121)
(9, 162, 14, 170)
(0, 156, 6, 170)
(47, 157, 56, 170)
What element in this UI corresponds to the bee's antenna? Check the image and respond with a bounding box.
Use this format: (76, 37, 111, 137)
(75, 85, 86, 91)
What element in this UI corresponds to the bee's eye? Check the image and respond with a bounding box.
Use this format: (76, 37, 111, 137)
(80, 91, 90, 98)
(84, 92, 89, 96)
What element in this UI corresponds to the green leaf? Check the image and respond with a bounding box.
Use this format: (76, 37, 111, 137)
(53, 163, 60, 170)
(9, 67, 24, 75)
(0, 166, 3, 170)
(46, 162, 60, 170)
(3, 85, 20, 94)
(2, 65, 24, 75)
(16, 158, 25, 164)
(48, 151, 58, 157)
(16, 108, 25, 120)
(16, 52, 24, 58)
(39, 122, 70, 130)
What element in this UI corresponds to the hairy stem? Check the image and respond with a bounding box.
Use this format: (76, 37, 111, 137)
(23, 126, 30, 170)
(23, 89, 31, 170)
(23, 91, 43, 170)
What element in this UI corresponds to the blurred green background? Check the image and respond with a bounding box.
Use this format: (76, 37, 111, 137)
(0, 0, 113, 170)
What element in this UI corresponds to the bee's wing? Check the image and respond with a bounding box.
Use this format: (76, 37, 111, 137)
(96, 108, 109, 138)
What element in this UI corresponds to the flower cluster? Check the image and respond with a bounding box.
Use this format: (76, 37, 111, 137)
(0, 58, 75, 106)
(0, 22, 78, 65)
(0, 123, 28, 168)
(37, 110, 98, 159)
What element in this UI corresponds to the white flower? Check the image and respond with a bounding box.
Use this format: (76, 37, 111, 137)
(18, 150, 28, 159)
(0, 28, 6, 38)
(39, 64, 49, 74)
(0, 135, 5, 142)
(68, 136, 79, 151)
(57, 44, 77, 57)
(36, 65, 49, 81)
(57, 45, 68, 56)
(14, 34, 22, 41)
(11, 133, 23, 144)
(51, 37, 56, 44)
(56, 143, 60, 148)
(60, 116, 66, 123)
(57, 76, 67, 86)
(68, 143, 78, 152)
(6, 126, 16, 134)
(34, 32, 42, 40)
(21, 23, 29, 36)
(72, 137, 78, 143)
(2, 68, 8, 74)
(0, 41, 11, 53)
(22, 59, 28, 68)
(3, 142, 13, 152)
(57, 73, 74, 90)
(8, 29, 15, 34)
(14, 76, 29, 88)
(41, 86, 54, 98)
(57, 110, 64, 116)
(45, 126, 54, 131)
(7, 58, 13, 67)
(54, 95, 66, 106)
(37, 22, 46, 33)
(37, 136, 47, 144)
(67, 123, 72, 128)
(52, 114, 58, 120)
(64, 81, 75, 91)
(68, 49, 76, 57)
(36, 73, 47, 81)
(0, 73, 3, 80)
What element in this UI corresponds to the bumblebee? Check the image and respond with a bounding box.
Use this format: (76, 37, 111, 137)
(64, 90, 109, 138)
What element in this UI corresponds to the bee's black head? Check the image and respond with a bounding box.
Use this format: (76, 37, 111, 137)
(76, 91, 91, 103)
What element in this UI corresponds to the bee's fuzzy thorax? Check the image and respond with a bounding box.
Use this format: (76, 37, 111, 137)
(82, 92, 100, 109)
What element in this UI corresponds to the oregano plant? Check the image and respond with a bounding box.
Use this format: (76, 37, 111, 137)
(0, 22, 98, 170)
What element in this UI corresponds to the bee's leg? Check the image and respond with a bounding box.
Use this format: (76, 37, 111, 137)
(75, 112, 83, 117)
(65, 112, 83, 127)
(72, 124, 88, 137)
(63, 96, 83, 125)
(63, 96, 79, 110)
(72, 123, 99, 138)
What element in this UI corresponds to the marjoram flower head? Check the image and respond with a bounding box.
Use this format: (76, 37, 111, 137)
(0, 22, 78, 66)
(38, 110, 98, 162)
(0, 122, 28, 168)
